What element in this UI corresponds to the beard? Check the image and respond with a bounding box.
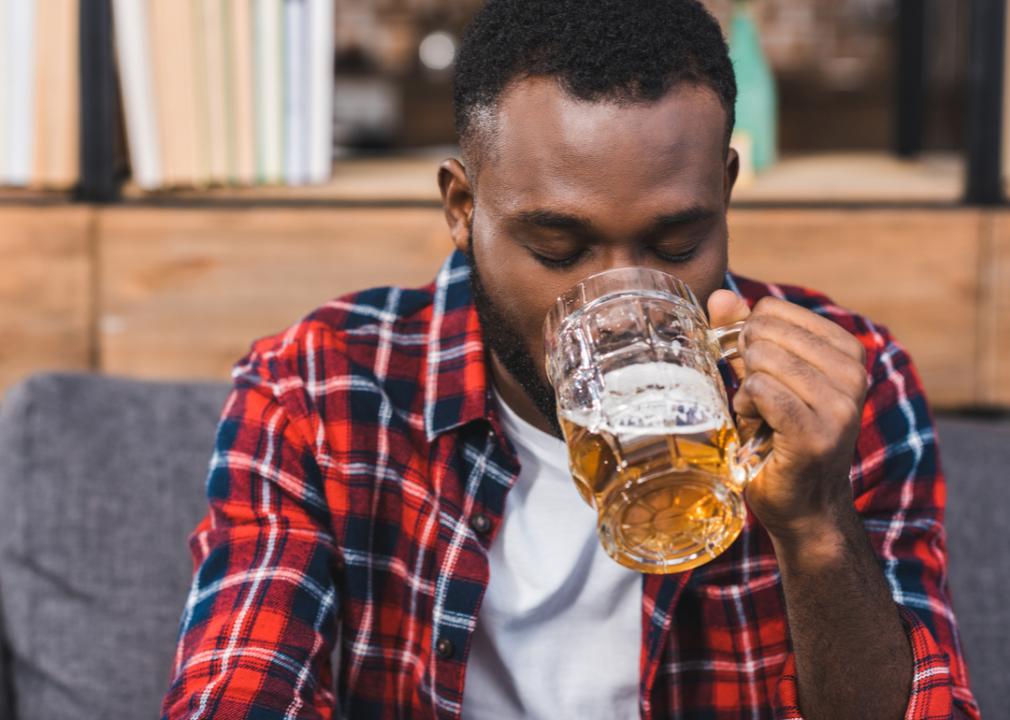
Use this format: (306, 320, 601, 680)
(465, 244, 563, 437)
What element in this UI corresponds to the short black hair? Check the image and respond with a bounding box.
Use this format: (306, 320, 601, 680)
(453, 0, 737, 167)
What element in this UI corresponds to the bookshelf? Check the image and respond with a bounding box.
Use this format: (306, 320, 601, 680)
(1, 1, 1008, 412)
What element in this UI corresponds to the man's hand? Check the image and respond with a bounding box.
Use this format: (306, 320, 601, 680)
(708, 289, 914, 720)
(708, 290, 869, 542)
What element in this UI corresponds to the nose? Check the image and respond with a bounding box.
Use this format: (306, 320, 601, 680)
(595, 245, 647, 274)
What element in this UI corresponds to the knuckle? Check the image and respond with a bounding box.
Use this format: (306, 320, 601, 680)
(828, 393, 858, 425)
(849, 337, 867, 364)
(849, 365, 870, 396)
(743, 370, 770, 396)
(809, 433, 837, 457)
(752, 296, 779, 317)
(741, 316, 768, 345)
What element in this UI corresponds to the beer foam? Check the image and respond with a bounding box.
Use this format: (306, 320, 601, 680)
(564, 362, 726, 436)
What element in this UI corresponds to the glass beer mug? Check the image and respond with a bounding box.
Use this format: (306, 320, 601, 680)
(544, 267, 774, 573)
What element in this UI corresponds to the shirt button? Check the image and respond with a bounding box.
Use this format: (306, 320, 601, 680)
(470, 513, 492, 535)
(436, 638, 454, 660)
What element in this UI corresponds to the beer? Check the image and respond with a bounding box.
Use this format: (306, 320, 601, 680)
(559, 362, 746, 573)
(545, 267, 774, 572)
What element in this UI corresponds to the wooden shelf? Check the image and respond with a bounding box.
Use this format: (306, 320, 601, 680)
(0, 187, 75, 205)
(732, 152, 964, 205)
(118, 152, 448, 205)
(105, 150, 968, 207)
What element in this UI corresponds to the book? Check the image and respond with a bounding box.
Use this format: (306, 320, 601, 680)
(283, 0, 306, 185)
(202, 0, 229, 184)
(307, 0, 334, 184)
(255, 0, 284, 184)
(109, 0, 331, 190)
(150, 0, 204, 187)
(0, 0, 9, 182)
(112, 0, 161, 189)
(189, 0, 211, 186)
(6, 0, 37, 186)
(32, 0, 80, 188)
(228, 0, 256, 184)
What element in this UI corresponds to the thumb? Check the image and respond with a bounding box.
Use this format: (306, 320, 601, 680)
(706, 289, 750, 382)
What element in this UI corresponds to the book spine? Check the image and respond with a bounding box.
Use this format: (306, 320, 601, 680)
(112, 0, 161, 189)
(188, 0, 210, 186)
(283, 0, 305, 185)
(0, 0, 10, 181)
(34, 0, 80, 188)
(203, 0, 229, 184)
(7, 0, 37, 186)
(230, 0, 256, 185)
(255, 0, 283, 184)
(148, 0, 179, 185)
(307, 0, 333, 184)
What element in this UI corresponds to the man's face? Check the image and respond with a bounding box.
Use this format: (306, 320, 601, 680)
(442, 77, 738, 429)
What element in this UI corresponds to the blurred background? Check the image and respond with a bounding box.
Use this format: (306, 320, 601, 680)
(1, 0, 1008, 412)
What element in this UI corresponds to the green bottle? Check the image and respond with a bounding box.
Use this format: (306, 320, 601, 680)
(729, 2, 777, 173)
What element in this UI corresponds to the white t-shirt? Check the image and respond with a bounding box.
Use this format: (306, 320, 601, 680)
(460, 389, 642, 719)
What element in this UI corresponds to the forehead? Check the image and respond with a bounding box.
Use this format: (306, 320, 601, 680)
(476, 77, 728, 216)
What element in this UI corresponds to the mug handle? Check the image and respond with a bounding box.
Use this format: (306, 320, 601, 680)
(711, 321, 775, 484)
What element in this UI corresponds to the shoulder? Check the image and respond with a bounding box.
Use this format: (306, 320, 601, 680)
(727, 271, 903, 376)
(230, 281, 439, 423)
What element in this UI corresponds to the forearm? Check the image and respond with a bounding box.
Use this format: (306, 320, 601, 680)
(771, 506, 912, 720)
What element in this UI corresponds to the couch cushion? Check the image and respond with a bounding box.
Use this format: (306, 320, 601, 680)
(936, 415, 1010, 717)
(0, 373, 230, 720)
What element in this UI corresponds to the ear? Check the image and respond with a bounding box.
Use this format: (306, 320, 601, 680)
(438, 158, 475, 255)
(723, 147, 740, 208)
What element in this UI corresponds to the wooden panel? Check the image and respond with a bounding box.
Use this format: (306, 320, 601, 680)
(99, 207, 450, 381)
(0, 207, 94, 395)
(980, 214, 1010, 406)
(728, 209, 983, 408)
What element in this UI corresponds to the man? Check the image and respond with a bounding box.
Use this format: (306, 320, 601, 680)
(162, 1, 978, 718)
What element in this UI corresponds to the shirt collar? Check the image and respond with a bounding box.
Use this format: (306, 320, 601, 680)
(423, 250, 495, 441)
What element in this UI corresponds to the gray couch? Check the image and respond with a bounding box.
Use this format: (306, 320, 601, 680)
(0, 373, 1006, 718)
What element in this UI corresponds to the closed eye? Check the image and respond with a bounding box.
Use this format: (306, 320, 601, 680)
(651, 244, 700, 264)
(529, 247, 587, 269)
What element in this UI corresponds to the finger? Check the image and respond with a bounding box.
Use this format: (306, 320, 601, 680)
(751, 297, 866, 365)
(742, 338, 860, 412)
(707, 289, 750, 382)
(742, 315, 870, 401)
(732, 370, 817, 440)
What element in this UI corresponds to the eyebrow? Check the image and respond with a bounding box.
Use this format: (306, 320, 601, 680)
(512, 209, 597, 234)
(639, 206, 720, 242)
(511, 205, 719, 242)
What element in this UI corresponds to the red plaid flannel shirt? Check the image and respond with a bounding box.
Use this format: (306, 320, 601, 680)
(162, 251, 978, 719)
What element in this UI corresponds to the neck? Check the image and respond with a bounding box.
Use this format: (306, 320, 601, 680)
(488, 352, 560, 437)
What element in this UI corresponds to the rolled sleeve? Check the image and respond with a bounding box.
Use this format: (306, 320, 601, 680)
(773, 607, 972, 720)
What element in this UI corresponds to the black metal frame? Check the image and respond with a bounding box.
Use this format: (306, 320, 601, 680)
(965, 0, 1007, 205)
(895, 0, 927, 158)
(78, 0, 121, 202)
